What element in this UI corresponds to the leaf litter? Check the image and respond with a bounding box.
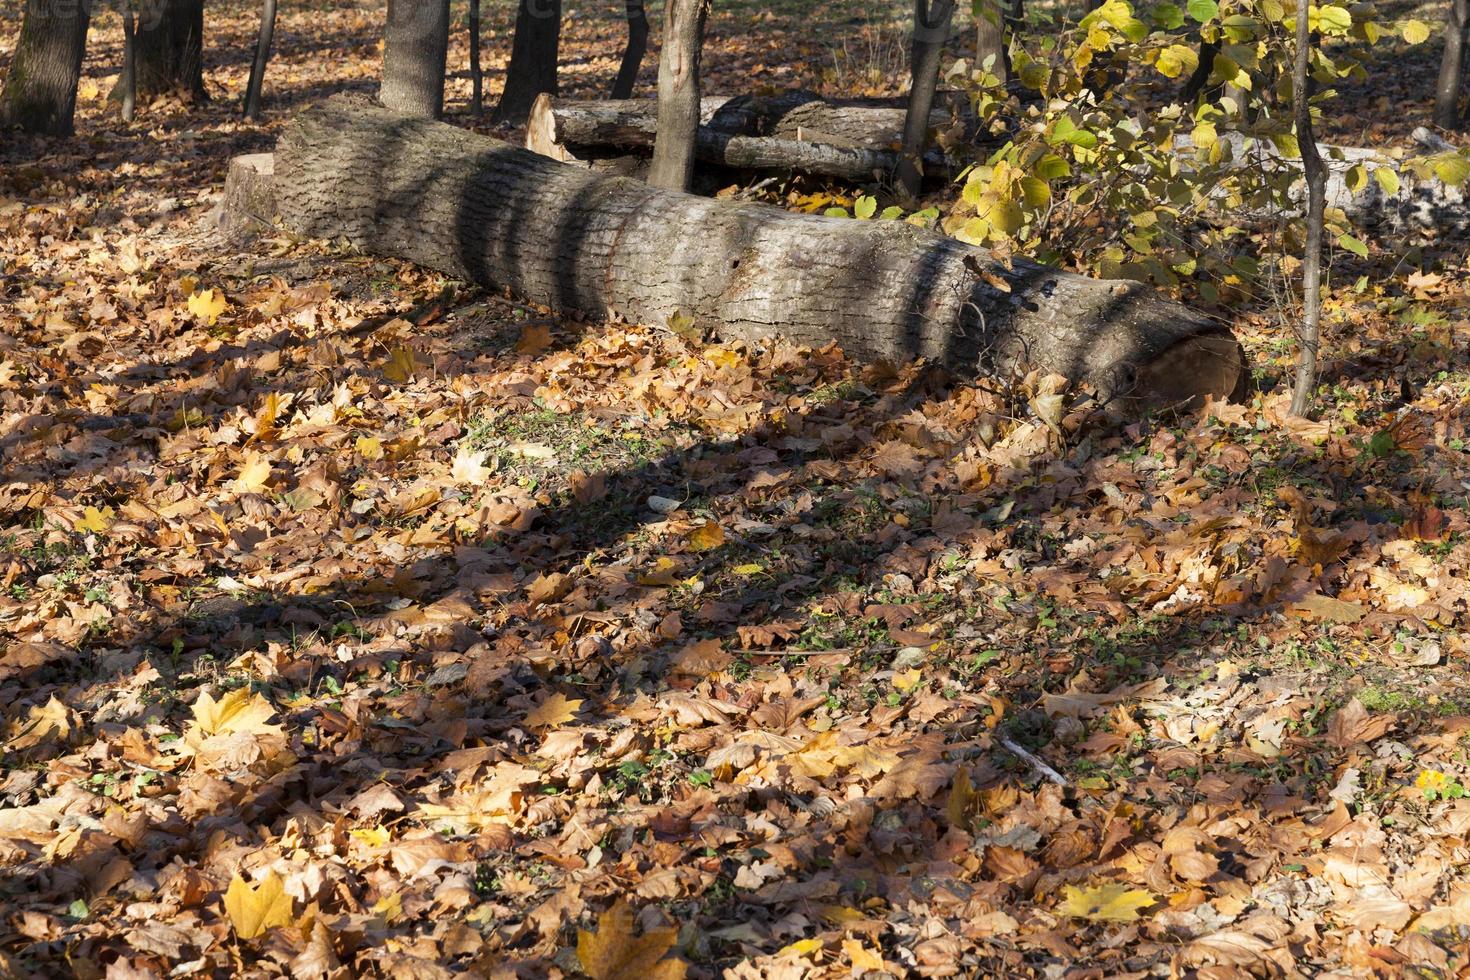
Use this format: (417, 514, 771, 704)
(4, 0, 1470, 976)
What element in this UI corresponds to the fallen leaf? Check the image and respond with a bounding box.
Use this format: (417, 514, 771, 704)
(1061, 883, 1156, 923)
(525, 693, 584, 730)
(577, 900, 686, 980)
(224, 871, 294, 939)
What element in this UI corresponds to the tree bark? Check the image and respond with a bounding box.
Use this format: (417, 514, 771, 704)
(974, 0, 1008, 81)
(611, 0, 650, 99)
(258, 97, 1244, 408)
(527, 94, 967, 180)
(0, 0, 91, 136)
(1290, 0, 1325, 417)
(243, 0, 277, 120)
(128, 0, 208, 104)
(469, 0, 484, 115)
(898, 0, 956, 199)
(381, 0, 450, 119)
(494, 0, 561, 124)
(650, 0, 711, 191)
(121, 4, 138, 122)
(1437, 0, 1469, 130)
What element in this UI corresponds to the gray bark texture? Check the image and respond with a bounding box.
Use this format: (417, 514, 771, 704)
(526, 93, 966, 181)
(0, 0, 91, 136)
(263, 97, 1245, 407)
(649, 0, 710, 190)
(381, 0, 450, 119)
(1437, 0, 1469, 130)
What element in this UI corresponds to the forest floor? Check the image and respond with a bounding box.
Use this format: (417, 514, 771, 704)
(3, 1, 1470, 977)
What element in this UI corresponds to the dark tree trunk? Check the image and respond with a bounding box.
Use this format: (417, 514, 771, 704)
(0, 0, 91, 136)
(1290, 0, 1326, 416)
(493, 0, 561, 124)
(129, 0, 208, 104)
(381, 0, 450, 118)
(120, 4, 138, 122)
(257, 97, 1246, 408)
(974, 0, 1008, 81)
(469, 0, 484, 115)
(243, 0, 277, 120)
(649, 0, 710, 190)
(898, 0, 956, 199)
(610, 0, 649, 99)
(1437, 0, 1469, 129)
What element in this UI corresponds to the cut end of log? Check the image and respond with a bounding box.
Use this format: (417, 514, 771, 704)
(216, 152, 277, 242)
(525, 93, 581, 165)
(1131, 330, 1247, 409)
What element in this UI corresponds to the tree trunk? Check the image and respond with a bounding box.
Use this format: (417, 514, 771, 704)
(257, 97, 1244, 408)
(898, 0, 956, 199)
(0, 0, 91, 136)
(493, 0, 562, 124)
(1437, 0, 1469, 130)
(1290, 0, 1326, 417)
(650, 0, 711, 191)
(610, 0, 650, 99)
(243, 0, 278, 120)
(381, 0, 450, 119)
(129, 0, 208, 104)
(120, 4, 138, 122)
(974, 0, 1008, 81)
(527, 94, 968, 180)
(469, 0, 484, 115)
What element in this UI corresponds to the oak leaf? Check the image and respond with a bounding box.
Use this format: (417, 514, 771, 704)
(224, 871, 294, 939)
(577, 900, 686, 980)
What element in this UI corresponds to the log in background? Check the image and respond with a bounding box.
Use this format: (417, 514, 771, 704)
(270, 96, 1246, 407)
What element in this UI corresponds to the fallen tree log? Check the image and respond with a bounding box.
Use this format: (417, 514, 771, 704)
(264, 96, 1244, 406)
(527, 92, 970, 181)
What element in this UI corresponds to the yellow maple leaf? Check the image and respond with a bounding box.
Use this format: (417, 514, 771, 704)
(638, 557, 682, 587)
(187, 288, 228, 326)
(187, 687, 284, 743)
(524, 692, 584, 730)
(381, 346, 417, 383)
(356, 436, 384, 460)
(777, 937, 824, 959)
(74, 505, 115, 535)
(248, 392, 284, 444)
(892, 668, 922, 692)
(233, 451, 272, 493)
(349, 826, 391, 848)
(830, 743, 901, 779)
(843, 938, 884, 971)
(224, 871, 294, 939)
(705, 347, 741, 370)
(372, 891, 403, 923)
(577, 900, 686, 980)
(686, 521, 725, 552)
(1061, 883, 1156, 923)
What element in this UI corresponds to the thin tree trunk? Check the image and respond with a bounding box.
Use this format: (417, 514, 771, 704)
(494, 0, 562, 124)
(263, 98, 1247, 408)
(243, 0, 277, 120)
(1437, 0, 1469, 129)
(0, 0, 91, 136)
(610, 0, 650, 99)
(381, 0, 450, 118)
(120, 4, 138, 122)
(1290, 0, 1326, 417)
(470, 0, 484, 115)
(127, 0, 208, 104)
(898, 0, 955, 199)
(974, 0, 1008, 81)
(649, 0, 710, 191)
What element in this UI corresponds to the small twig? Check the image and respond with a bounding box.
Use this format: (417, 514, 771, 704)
(998, 736, 1068, 787)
